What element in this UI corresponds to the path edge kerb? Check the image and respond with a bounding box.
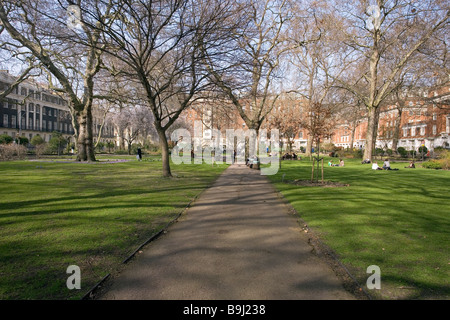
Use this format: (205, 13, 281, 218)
(263, 173, 372, 300)
(83, 166, 230, 300)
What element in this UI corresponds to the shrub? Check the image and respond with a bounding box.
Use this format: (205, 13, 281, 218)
(0, 144, 27, 160)
(48, 131, 67, 154)
(30, 135, 45, 146)
(418, 146, 428, 154)
(397, 147, 407, 157)
(421, 160, 443, 170)
(375, 148, 384, 156)
(386, 149, 393, 156)
(422, 150, 450, 170)
(0, 134, 13, 145)
(35, 143, 48, 158)
(95, 142, 105, 152)
(16, 136, 29, 145)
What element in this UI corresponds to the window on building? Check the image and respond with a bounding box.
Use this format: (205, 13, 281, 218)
(29, 103, 34, 112)
(11, 115, 16, 128)
(36, 119, 40, 130)
(432, 125, 437, 135)
(433, 113, 437, 121)
(420, 126, 425, 135)
(3, 114, 8, 127)
(36, 105, 40, 113)
(403, 128, 408, 137)
(21, 87, 27, 96)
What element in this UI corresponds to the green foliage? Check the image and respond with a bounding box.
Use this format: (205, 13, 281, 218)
(15, 136, 29, 145)
(421, 160, 442, 170)
(423, 150, 450, 170)
(386, 148, 393, 156)
(418, 146, 428, 154)
(95, 141, 105, 152)
(30, 135, 45, 146)
(0, 134, 13, 144)
(397, 147, 407, 157)
(48, 131, 67, 154)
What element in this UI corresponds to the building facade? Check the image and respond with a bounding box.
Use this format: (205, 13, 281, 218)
(0, 71, 114, 148)
(331, 86, 450, 153)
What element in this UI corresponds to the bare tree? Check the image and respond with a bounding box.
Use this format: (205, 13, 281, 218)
(88, 0, 229, 177)
(265, 95, 303, 154)
(328, 0, 449, 160)
(113, 105, 155, 155)
(0, 0, 115, 161)
(201, 0, 295, 136)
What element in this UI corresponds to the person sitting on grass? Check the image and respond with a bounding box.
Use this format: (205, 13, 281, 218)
(339, 159, 345, 167)
(405, 161, 415, 168)
(372, 161, 383, 170)
(382, 159, 391, 170)
(382, 158, 399, 171)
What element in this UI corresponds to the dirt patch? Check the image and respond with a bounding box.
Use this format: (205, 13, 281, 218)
(285, 179, 349, 188)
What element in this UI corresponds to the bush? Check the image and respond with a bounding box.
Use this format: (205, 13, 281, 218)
(418, 146, 428, 154)
(48, 131, 67, 154)
(0, 134, 13, 145)
(35, 143, 48, 158)
(422, 150, 450, 170)
(422, 160, 443, 170)
(397, 147, 407, 158)
(95, 142, 105, 152)
(16, 136, 29, 145)
(386, 149, 393, 156)
(30, 135, 45, 146)
(0, 144, 27, 160)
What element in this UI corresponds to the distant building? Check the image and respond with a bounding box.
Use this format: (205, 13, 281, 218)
(0, 70, 114, 147)
(331, 86, 450, 153)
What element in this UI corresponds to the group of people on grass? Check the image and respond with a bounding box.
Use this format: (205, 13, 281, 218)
(371, 158, 415, 170)
(328, 159, 345, 167)
(282, 153, 300, 160)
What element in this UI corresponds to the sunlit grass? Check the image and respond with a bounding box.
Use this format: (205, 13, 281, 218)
(267, 157, 450, 299)
(0, 157, 227, 299)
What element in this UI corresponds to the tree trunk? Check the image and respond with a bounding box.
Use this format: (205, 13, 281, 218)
(350, 119, 357, 150)
(76, 111, 96, 162)
(391, 108, 403, 153)
(305, 134, 313, 158)
(158, 129, 172, 177)
(363, 106, 378, 161)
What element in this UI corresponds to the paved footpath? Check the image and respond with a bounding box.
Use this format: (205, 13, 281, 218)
(99, 164, 355, 300)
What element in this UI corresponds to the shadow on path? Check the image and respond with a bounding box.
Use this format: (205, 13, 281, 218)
(98, 164, 356, 300)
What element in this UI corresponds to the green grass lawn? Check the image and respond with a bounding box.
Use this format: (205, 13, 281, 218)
(0, 156, 228, 300)
(267, 157, 450, 299)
